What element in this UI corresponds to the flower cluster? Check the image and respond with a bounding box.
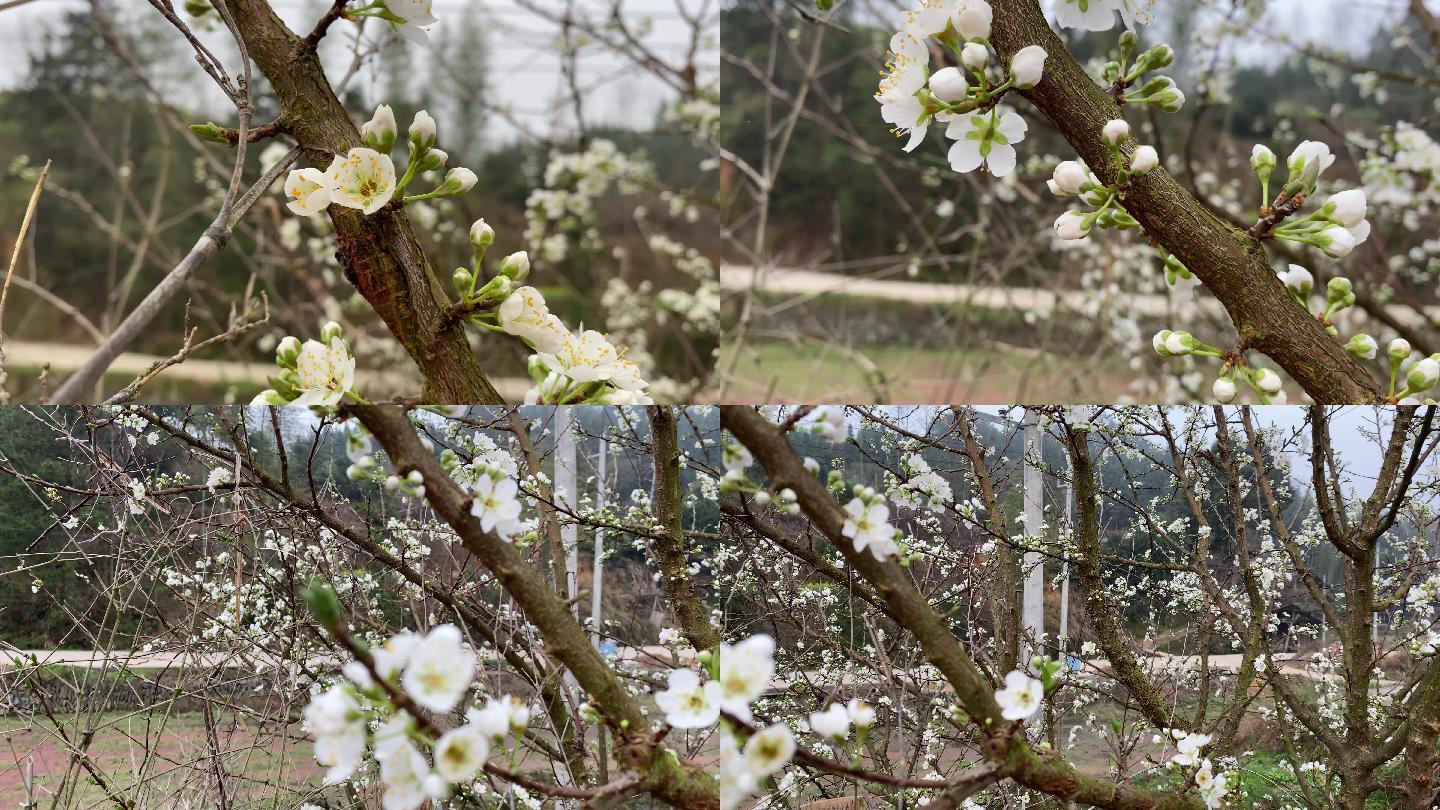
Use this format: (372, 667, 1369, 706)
(1053, 0, 1157, 31)
(1251, 141, 1371, 259)
(719, 635, 795, 810)
(302, 620, 532, 810)
(1163, 731, 1229, 808)
(1099, 31, 1183, 112)
(1051, 119, 1159, 242)
(889, 451, 953, 512)
(252, 321, 364, 408)
(875, 0, 1047, 177)
(840, 487, 900, 560)
(283, 105, 477, 218)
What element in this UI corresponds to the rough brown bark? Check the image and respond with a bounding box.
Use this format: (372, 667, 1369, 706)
(227, 1, 503, 404)
(648, 406, 721, 651)
(355, 405, 717, 809)
(989, 0, 1381, 403)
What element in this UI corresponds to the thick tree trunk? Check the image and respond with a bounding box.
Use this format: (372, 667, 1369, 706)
(648, 406, 721, 651)
(227, 1, 504, 404)
(989, 0, 1381, 403)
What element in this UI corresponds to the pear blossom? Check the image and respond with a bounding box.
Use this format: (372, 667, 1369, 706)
(384, 0, 438, 44)
(1288, 140, 1336, 187)
(303, 685, 367, 784)
(720, 736, 756, 810)
(876, 33, 931, 152)
(808, 405, 848, 443)
(400, 624, 475, 714)
(1053, 0, 1120, 31)
(946, 106, 1028, 176)
(288, 337, 357, 407)
(743, 723, 796, 776)
(841, 497, 899, 559)
(995, 670, 1044, 720)
(440, 167, 478, 195)
(1170, 730, 1212, 766)
(498, 286, 570, 353)
(719, 634, 775, 722)
(284, 168, 331, 216)
(470, 476, 523, 540)
(655, 668, 721, 728)
(809, 703, 851, 739)
(847, 698, 876, 728)
(432, 723, 490, 782)
(378, 738, 443, 810)
(324, 148, 397, 215)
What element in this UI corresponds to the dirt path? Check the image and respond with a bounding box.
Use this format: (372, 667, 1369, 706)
(2, 340, 531, 400)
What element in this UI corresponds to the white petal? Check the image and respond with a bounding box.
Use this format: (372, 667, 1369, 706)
(948, 139, 984, 173)
(986, 143, 1017, 177)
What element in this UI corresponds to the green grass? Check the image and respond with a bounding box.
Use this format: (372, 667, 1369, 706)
(720, 338, 1135, 403)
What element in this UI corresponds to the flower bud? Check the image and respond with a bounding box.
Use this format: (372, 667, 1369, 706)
(441, 167, 478, 196)
(1163, 331, 1192, 356)
(1130, 145, 1158, 174)
(928, 67, 969, 103)
(1048, 161, 1090, 196)
(1390, 338, 1413, 361)
(752, 491, 771, 507)
(1324, 278, 1353, 312)
(470, 219, 496, 249)
(1154, 88, 1185, 113)
(1054, 210, 1090, 240)
(1213, 377, 1237, 404)
(1251, 144, 1276, 182)
(499, 251, 531, 282)
(1409, 357, 1440, 392)
(1102, 119, 1131, 145)
(962, 42, 988, 70)
(950, 1, 992, 41)
(1254, 368, 1283, 394)
(320, 321, 344, 343)
(276, 335, 302, 367)
(453, 268, 473, 292)
(1133, 43, 1174, 74)
(251, 388, 289, 406)
(418, 148, 448, 173)
(1345, 334, 1378, 360)
(1318, 226, 1357, 259)
(1323, 189, 1367, 228)
(1278, 264, 1313, 299)
(189, 122, 229, 144)
(1009, 45, 1047, 89)
(409, 109, 437, 152)
(360, 104, 398, 153)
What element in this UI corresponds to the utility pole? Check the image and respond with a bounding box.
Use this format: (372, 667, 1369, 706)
(556, 409, 579, 611)
(591, 439, 608, 648)
(1059, 448, 1072, 658)
(1022, 409, 1044, 664)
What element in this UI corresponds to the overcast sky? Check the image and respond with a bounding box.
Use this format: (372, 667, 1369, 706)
(0, 0, 715, 145)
